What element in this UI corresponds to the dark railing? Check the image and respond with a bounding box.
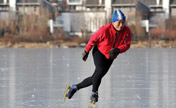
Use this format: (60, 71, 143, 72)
(16, 0, 40, 3)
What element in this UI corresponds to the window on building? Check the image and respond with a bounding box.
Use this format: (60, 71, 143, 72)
(58, 6, 63, 11)
(68, 0, 81, 4)
(102, 0, 105, 4)
(34, 6, 37, 12)
(57, 0, 63, 4)
(0, 0, 9, 3)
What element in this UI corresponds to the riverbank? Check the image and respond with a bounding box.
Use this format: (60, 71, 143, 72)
(131, 40, 176, 48)
(0, 40, 176, 48)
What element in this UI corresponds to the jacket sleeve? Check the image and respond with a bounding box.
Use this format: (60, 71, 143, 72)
(85, 27, 105, 52)
(118, 29, 131, 53)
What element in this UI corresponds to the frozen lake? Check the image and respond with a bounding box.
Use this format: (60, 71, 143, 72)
(0, 48, 176, 108)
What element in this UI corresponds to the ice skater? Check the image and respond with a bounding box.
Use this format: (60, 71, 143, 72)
(67, 9, 131, 102)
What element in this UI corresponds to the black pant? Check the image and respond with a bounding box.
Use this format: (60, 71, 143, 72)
(77, 46, 113, 92)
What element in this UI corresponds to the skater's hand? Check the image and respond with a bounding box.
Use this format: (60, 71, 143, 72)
(82, 50, 89, 61)
(109, 48, 120, 59)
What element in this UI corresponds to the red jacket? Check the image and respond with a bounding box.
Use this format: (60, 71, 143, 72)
(85, 23, 131, 59)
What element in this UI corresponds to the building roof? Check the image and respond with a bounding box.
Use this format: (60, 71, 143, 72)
(139, 0, 162, 5)
(136, 1, 150, 15)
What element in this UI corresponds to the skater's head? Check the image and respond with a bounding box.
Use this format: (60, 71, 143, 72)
(112, 9, 126, 31)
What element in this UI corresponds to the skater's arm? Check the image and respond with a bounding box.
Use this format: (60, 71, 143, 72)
(118, 29, 131, 53)
(85, 28, 105, 52)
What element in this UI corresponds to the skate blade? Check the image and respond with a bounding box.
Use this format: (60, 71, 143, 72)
(88, 100, 96, 108)
(88, 103, 96, 107)
(63, 83, 70, 102)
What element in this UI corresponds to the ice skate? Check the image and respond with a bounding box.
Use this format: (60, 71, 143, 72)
(67, 84, 78, 99)
(88, 92, 98, 107)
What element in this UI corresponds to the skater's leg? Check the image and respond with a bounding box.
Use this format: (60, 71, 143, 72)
(76, 69, 98, 89)
(76, 76, 93, 90)
(89, 47, 113, 102)
(68, 69, 97, 99)
(92, 46, 113, 92)
(92, 60, 113, 92)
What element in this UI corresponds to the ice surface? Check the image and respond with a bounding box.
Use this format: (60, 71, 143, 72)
(0, 48, 176, 108)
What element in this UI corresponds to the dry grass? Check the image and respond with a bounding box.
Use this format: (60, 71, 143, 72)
(0, 8, 56, 43)
(131, 40, 176, 48)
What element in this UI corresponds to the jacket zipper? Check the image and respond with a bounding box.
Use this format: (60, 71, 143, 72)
(113, 32, 118, 48)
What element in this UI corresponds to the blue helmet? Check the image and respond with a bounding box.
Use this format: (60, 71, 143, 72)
(112, 9, 126, 22)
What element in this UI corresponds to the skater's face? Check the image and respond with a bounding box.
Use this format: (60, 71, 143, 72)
(113, 20, 125, 31)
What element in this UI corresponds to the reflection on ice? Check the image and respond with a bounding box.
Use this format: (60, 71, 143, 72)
(0, 48, 176, 108)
